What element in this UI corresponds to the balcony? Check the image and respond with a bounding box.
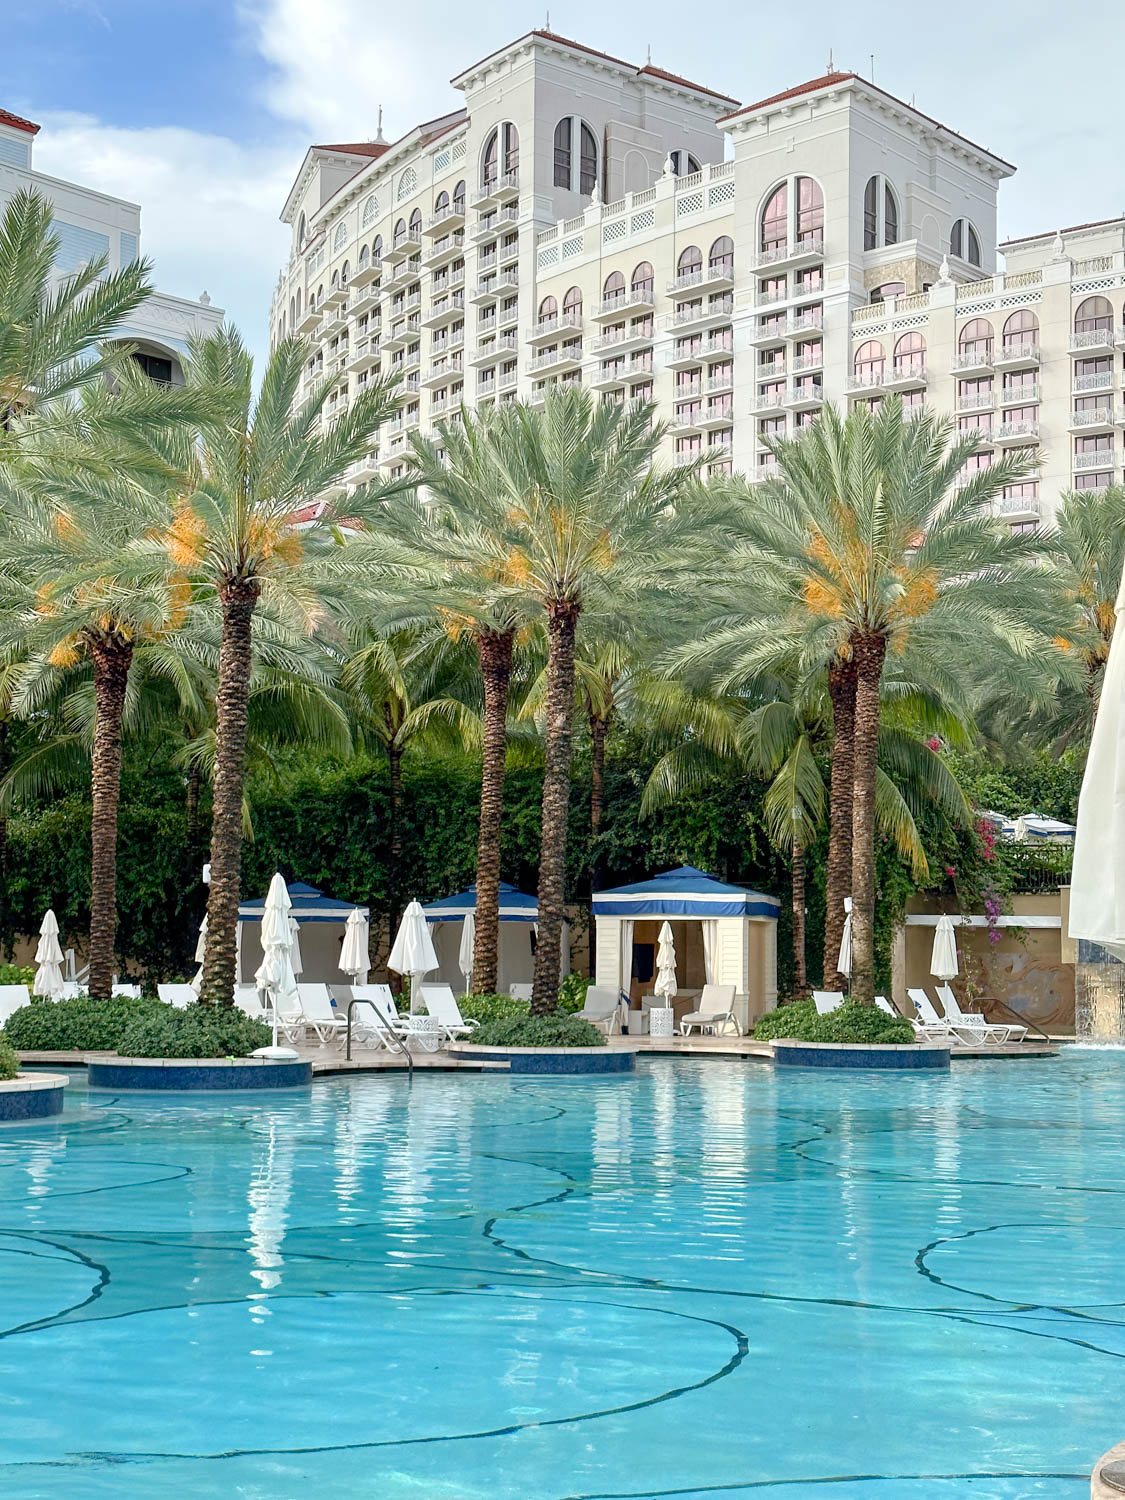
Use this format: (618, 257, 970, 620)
(666, 336, 734, 370)
(883, 361, 928, 392)
(402, 349, 421, 373)
(994, 419, 1039, 446)
(783, 309, 824, 340)
(421, 293, 465, 331)
(1000, 384, 1039, 407)
(1069, 406, 1116, 432)
(590, 324, 654, 357)
(498, 367, 518, 391)
(666, 264, 735, 298)
(348, 284, 380, 319)
(526, 347, 582, 376)
(471, 268, 519, 304)
(321, 304, 349, 337)
(1074, 370, 1113, 393)
(752, 236, 825, 271)
(386, 259, 421, 289)
(699, 403, 735, 431)
(422, 355, 463, 388)
(752, 319, 788, 346)
(622, 359, 654, 384)
(322, 285, 348, 312)
(668, 298, 734, 335)
(951, 348, 994, 375)
(1074, 447, 1115, 471)
(956, 390, 996, 412)
(347, 451, 380, 486)
(790, 349, 823, 375)
(425, 203, 466, 237)
(422, 231, 465, 271)
(1070, 328, 1116, 354)
(996, 494, 1040, 519)
(468, 334, 517, 367)
(752, 460, 781, 483)
(705, 370, 734, 394)
(470, 204, 519, 243)
(498, 301, 520, 329)
(785, 383, 824, 411)
(669, 411, 705, 437)
(591, 287, 655, 323)
(381, 316, 421, 352)
(472, 171, 520, 210)
(589, 363, 629, 392)
(295, 306, 322, 336)
(527, 312, 582, 346)
(379, 433, 410, 468)
(750, 390, 786, 414)
(348, 259, 381, 290)
(347, 338, 380, 374)
(993, 340, 1040, 370)
(383, 230, 422, 266)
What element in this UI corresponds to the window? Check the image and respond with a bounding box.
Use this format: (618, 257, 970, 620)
(397, 167, 417, 202)
(330, 269, 339, 291)
(1075, 471, 1111, 490)
(709, 235, 734, 275)
(333, 222, 347, 253)
(341, 260, 349, 286)
(1003, 370, 1037, 400)
(538, 294, 557, 323)
(358, 244, 369, 271)
(631, 261, 653, 296)
(958, 318, 994, 358)
(297, 213, 306, 248)
(603, 270, 625, 306)
(434, 190, 450, 216)
(453, 179, 466, 215)
(761, 183, 788, 251)
(870, 281, 906, 304)
(372, 234, 383, 265)
(950, 218, 983, 267)
(894, 331, 926, 372)
(863, 176, 899, 249)
(409, 207, 422, 236)
(132, 351, 172, 384)
(580, 125, 598, 196)
(553, 118, 571, 188)
(863, 177, 878, 250)
(393, 218, 406, 246)
(483, 123, 519, 185)
(1075, 296, 1113, 333)
(854, 340, 885, 382)
(884, 182, 898, 245)
(670, 151, 701, 176)
(796, 177, 823, 243)
(563, 286, 582, 317)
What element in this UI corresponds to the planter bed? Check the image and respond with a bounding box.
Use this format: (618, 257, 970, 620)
(449, 1043, 634, 1075)
(0, 1073, 69, 1120)
(771, 1039, 950, 1071)
(86, 1056, 312, 1091)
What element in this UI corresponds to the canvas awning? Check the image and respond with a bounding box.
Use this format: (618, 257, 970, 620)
(422, 882, 540, 924)
(239, 881, 367, 924)
(592, 865, 780, 919)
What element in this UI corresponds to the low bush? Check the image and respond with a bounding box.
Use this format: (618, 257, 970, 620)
(0, 1036, 19, 1080)
(0, 964, 36, 989)
(469, 1012, 606, 1048)
(753, 996, 916, 1046)
(116, 1004, 271, 1059)
(556, 971, 590, 1014)
(3, 994, 164, 1052)
(459, 992, 531, 1024)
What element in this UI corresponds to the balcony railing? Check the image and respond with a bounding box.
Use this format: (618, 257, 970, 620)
(752, 236, 824, 269)
(597, 287, 655, 316)
(1070, 328, 1115, 353)
(1071, 406, 1116, 427)
(1074, 371, 1113, 392)
(995, 419, 1039, 442)
(1074, 448, 1115, 469)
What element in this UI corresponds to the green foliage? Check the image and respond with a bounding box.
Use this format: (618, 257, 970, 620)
(470, 1013, 607, 1048)
(458, 992, 530, 1023)
(0, 1036, 18, 1080)
(116, 1003, 271, 1059)
(556, 971, 590, 1014)
(0, 964, 34, 988)
(753, 997, 916, 1045)
(3, 993, 164, 1051)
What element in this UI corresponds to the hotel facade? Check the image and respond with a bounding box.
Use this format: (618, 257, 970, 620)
(270, 30, 1125, 528)
(0, 107, 223, 382)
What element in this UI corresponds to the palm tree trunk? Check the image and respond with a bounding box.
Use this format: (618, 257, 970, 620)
(849, 633, 887, 1006)
(473, 627, 513, 994)
(588, 709, 609, 973)
(531, 601, 579, 1015)
(87, 632, 134, 1001)
(200, 577, 259, 1008)
(185, 760, 202, 844)
(823, 657, 857, 986)
(792, 839, 807, 995)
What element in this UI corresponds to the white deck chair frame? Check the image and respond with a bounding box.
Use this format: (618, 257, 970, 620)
(0, 984, 30, 1028)
(936, 984, 1025, 1045)
(420, 985, 479, 1043)
(681, 984, 739, 1036)
(577, 986, 624, 1036)
(157, 984, 198, 1010)
(297, 984, 349, 1046)
(350, 984, 442, 1052)
(907, 988, 965, 1043)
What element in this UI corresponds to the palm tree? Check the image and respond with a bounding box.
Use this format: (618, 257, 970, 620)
(723, 398, 1056, 1003)
(403, 389, 716, 1012)
(134, 327, 400, 1007)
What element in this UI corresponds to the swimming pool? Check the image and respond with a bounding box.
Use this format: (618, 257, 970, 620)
(0, 1053, 1117, 1498)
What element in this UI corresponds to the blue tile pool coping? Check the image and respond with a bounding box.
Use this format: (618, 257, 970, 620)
(0, 1073, 68, 1119)
(86, 1057, 312, 1091)
(771, 1039, 950, 1070)
(449, 1044, 635, 1074)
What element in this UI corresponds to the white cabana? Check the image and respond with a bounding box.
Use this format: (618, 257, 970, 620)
(593, 865, 781, 1033)
(422, 883, 569, 994)
(238, 882, 368, 987)
(33, 910, 64, 998)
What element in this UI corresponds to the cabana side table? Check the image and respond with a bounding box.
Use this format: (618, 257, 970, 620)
(648, 1007, 675, 1038)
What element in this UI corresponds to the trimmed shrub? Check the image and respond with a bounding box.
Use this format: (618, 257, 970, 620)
(459, 993, 530, 1024)
(116, 1004, 271, 1059)
(556, 971, 590, 1014)
(3, 994, 164, 1052)
(0, 1036, 18, 1080)
(753, 996, 915, 1045)
(0, 965, 35, 989)
(469, 1013, 606, 1048)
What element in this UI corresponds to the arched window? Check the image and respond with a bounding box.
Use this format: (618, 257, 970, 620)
(333, 221, 347, 253)
(409, 207, 422, 235)
(482, 123, 519, 186)
(1003, 309, 1039, 348)
(951, 219, 983, 267)
(393, 217, 406, 247)
(1075, 296, 1113, 333)
(761, 183, 788, 251)
(893, 331, 925, 372)
(453, 179, 466, 214)
(870, 281, 906, 304)
(959, 318, 993, 357)
(563, 285, 582, 316)
(297, 212, 306, 247)
(289, 296, 296, 323)
(854, 341, 885, 381)
(669, 151, 700, 176)
(553, 118, 599, 194)
(579, 124, 598, 195)
(341, 260, 349, 286)
(678, 244, 703, 277)
(358, 244, 369, 270)
(362, 195, 378, 229)
(631, 261, 653, 295)
(538, 294, 558, 322)
(863, 176, 898, 250)
(331, 269, 339, 290)
(795, 177, 823, 243)
(295, 289, 302, 317)
(709, 235, 734, 274)
(603, 269, 625, 305)
(372, 234, 383, 264)
(553, 118, 572, 189)
(434, 189, 450, 216)
(396, 166, 417, 202)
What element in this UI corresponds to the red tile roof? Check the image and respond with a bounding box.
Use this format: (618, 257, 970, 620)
(636, 62, 738, 105)
(312, 141, 390, 159)
(1000, 216, 1125, 247)
(721, 71, 857, 119)
(0, 106, 40, 136)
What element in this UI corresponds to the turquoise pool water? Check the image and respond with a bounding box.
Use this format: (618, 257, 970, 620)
(0, 1053, 1118, 1498)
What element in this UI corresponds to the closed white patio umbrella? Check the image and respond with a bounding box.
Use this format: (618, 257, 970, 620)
(654, 920, 677, 1002)
(458, 912, 475, 995)
(837, 897, 853, 979)
(339, 908, 370, 984)
(389, 900, 439, 1014)
(1071, 563, 1125, 958)
(288, 917, 304, 978)
(930, 915, 959, 981)
(33, 910, 64, 998)
(190, 914, 207, 992)
(253, 873, 300, 1058)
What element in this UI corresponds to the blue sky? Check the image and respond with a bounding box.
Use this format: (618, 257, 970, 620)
(4, 1, 1124, 370)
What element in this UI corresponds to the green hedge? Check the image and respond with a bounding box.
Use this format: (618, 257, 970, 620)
(470, 1013, 607, 1048)
(556, 972, 590, 1014)
(753, 996, 916, 1045)
(458, 993, 530, 1023)
(116, 1005, 271, 1059)
(0, 965, 35, 989)
(3, 994, 165, 1051)
(0, 1036, 18, 1080)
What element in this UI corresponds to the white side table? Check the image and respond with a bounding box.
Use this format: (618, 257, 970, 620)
(649, 1006, 675, 1038)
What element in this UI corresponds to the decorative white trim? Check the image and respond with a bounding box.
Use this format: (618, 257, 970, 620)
(905, 914, 1060, 929)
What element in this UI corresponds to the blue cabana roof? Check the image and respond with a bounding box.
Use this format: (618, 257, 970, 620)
(239, 881, 367, 924)
(423, 882, 539, 924)
(592, 865, 780, 919)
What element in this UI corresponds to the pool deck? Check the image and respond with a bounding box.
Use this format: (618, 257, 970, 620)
(18, 1035, 1059, 1076)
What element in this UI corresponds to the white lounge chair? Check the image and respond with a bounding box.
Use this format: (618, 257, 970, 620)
(111, 983, 141, 998)
(297, 983, 348, 1046)
(937, 984, 1026, 1045)
(157, 984, 198, 1010)
(508, 983, 533, 1002)
(681, 984, 739, 1036)
(874, 996, 899, 1018)
(907, 988, 965, 1043)
(420, 984, 479, 1042)
(350, 984, 441, 1052)
(813, 990, 845, 1016)
(234, 986, 264, 1018)
(577, 986, 624, 1036)
(0, 984, 30, 1028)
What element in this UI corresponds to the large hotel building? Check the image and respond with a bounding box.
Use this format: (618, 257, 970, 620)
(270, 29, 1125, 528)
